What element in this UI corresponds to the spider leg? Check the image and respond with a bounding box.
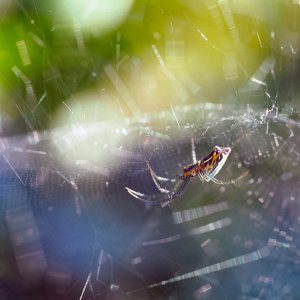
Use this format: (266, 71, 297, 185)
(147, 163, 176, 183)
(125, 187, 172, 206)
(197, 174, 203, 182)
(125, 187, 167, 204)
(160, 178, 191, 207)
(125, 177, 190, 206)
(146, 161, 173, 194)
(203, 173, 235, 185)
(197, 173, 206, 182)
(146, 161, 176, 182)
(171, 177, 191, 198)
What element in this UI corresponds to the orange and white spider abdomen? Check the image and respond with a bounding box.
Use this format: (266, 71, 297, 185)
(182, 146, 231, 179)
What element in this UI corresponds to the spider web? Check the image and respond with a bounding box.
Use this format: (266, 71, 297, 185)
(0, 0, 300, 299)
(1, 105, 300, 299)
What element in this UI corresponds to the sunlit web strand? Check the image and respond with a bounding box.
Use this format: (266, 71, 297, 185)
(128, 246, 270, 293)
(172, 201, 229, 224)
(142, 217, 231, 246)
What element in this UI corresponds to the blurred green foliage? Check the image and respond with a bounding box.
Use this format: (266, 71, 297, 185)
(0, 0, 299, 130)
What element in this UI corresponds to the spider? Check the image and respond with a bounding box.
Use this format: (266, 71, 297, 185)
(125, 137, 234, 206)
